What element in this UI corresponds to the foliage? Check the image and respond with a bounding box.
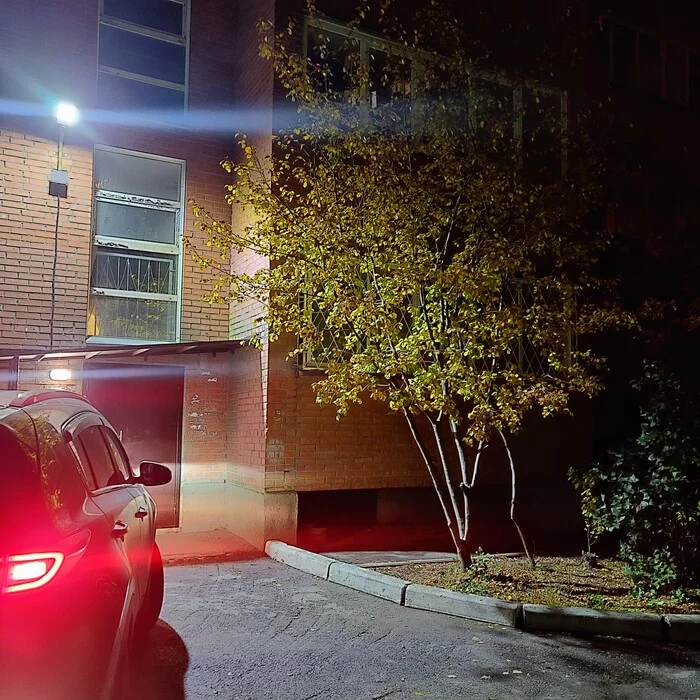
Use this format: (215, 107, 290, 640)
(192, 0, 631, 566)
(571, 361, 700, 596)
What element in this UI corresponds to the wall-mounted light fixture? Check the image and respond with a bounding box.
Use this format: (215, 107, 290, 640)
(55, 102, 80, 128)
(48, 368, 72, 382)
(50, 102, 80, 197)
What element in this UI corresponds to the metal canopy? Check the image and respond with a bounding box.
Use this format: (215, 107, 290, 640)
(0, 339, 247, 363)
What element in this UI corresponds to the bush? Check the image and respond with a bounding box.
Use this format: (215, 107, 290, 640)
(571, 361, 700, 597)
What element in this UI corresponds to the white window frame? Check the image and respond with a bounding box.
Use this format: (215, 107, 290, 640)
(97, 0, 191, 110)
(87, 145, 186, 346)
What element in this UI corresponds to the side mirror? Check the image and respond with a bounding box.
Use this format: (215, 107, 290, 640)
(137, 461, 172, 487)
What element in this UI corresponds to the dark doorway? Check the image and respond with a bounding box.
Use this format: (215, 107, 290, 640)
(83, 362, 184, 528)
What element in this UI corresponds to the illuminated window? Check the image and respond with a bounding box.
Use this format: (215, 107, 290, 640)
(88, 147, 184, 343)
(98, 0, 189, 111)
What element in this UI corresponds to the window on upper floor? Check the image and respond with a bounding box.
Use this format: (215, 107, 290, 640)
(88, 146, 184, 344)
(98, 0, 189, 111)
(609, 22, 689, 106)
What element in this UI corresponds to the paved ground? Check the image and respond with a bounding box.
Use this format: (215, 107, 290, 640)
(126, 558, 700, 700)
(156, 529, 261, 565)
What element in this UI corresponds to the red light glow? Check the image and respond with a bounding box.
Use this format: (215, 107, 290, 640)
(4, 553, 64, 593)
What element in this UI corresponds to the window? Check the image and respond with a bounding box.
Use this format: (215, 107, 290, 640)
(101, 428, 132, 482)
(88, 147, 184, 343)
(610, 22, 690, 106)
(98, 0, 189, 111)
(75, 425, 125, 489)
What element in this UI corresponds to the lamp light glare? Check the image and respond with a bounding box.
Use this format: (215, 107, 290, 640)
(55, 102, 79, 127)
(49, 368, 72, 382)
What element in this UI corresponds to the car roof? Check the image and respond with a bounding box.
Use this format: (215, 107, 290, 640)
(0, 389, 91, 410)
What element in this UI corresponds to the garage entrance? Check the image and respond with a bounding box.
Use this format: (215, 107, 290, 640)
(83, 361, 184, 528)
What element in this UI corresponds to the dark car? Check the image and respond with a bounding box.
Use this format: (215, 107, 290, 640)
(0, 389, 171, 700)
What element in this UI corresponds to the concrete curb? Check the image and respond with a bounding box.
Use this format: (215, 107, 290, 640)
(328, 561, 408, 604)
(405, 583, 522, 627)
(264, 541, 336, 579)
(523, 604, 665, 641)
(664, 614, 700, 644)
(264, 541, 700, 643)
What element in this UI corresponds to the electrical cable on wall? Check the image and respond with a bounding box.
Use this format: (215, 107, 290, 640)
(48, 195, 60, 349)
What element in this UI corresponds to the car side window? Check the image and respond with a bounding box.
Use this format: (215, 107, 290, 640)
(76, 425, 125, 489)
(100, 427, 131, 482)
(68, 438, 98, 491)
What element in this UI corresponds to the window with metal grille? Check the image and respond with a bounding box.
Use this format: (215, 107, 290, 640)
(88, 147, 184, 343)
(98, 0, 189, 111)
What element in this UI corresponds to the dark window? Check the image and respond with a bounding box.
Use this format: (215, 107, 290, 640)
(612, 24, 636, 88)
(77, 425, 125, 489)
(638, 33, 662, 97)
(472, 78, 514, 146)
(103, 0, 184, 36)
(307, 27, 359, 95)
(94, 148, 182, 201)
(100, 428, 132, 482)
(99, 25, 186, 85)
(689, 52, 700, 112)
(369, 49, 412, 107)
(665, 43, 687, 104)
(522, 88, 563, 180)
(97, 72, 186, 111)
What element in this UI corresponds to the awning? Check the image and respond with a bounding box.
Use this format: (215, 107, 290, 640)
(0, 339, 247, 363)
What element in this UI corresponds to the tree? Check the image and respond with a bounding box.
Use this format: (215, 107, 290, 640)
(192, 0, 631, 567)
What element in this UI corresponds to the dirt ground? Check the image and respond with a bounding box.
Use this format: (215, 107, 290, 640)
(374, 556, 700, 614)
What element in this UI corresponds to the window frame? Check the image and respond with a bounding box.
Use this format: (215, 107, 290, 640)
(88, 144, 186, 346)
(608, 20, 690, 106)
(97, 0, 191, 111)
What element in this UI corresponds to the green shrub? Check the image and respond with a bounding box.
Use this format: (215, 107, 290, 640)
(571, 361, 700, 597)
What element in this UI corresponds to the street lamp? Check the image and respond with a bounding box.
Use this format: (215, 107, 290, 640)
(48, 101, 80, 350)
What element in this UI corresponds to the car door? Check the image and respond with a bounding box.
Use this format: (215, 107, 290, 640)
(69, 421, 145, 601)
(99, 424, 153, 595)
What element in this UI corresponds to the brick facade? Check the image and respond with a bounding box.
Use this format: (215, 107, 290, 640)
(2, 0, 626, 554)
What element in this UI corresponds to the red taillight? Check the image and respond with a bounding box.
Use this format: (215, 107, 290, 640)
(4, 553, 65, 593)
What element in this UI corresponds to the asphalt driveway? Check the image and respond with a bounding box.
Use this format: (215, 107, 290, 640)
(125, 558, 700, 700)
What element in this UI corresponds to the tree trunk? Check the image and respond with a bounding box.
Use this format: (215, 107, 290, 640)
(498, 429, 535, 567)
(402, 408, 473, 569)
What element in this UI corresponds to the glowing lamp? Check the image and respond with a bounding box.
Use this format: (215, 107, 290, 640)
(55, 102, 80, 127)
(49, 368, 72, 381)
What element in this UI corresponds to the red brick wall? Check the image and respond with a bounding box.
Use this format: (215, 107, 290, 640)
(264, 338, 430, 492)
(0, 0, 241, 349)
(0, 133, 93, 347)
(228, 0, 275, 341)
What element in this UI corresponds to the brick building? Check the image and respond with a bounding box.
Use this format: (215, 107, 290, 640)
(2, 0, 694, 554)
